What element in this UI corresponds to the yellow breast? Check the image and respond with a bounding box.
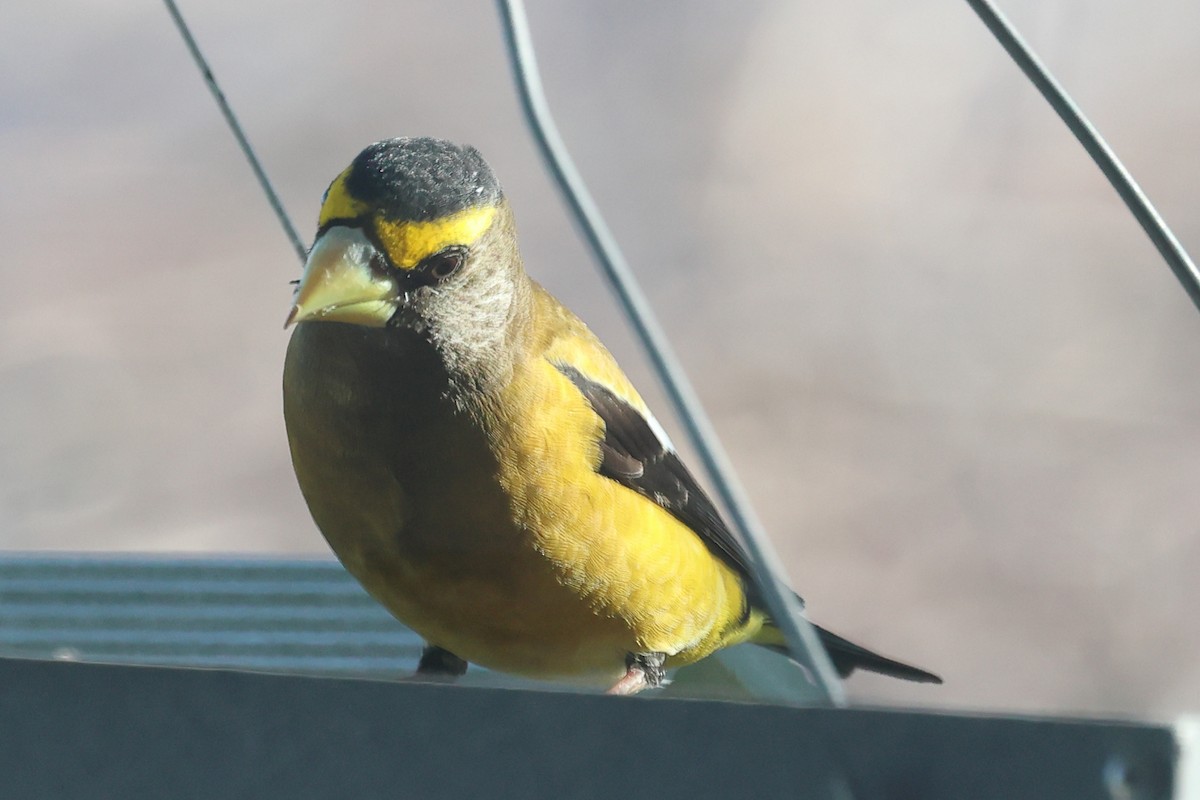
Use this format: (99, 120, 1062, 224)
(283, 320, 755, 683)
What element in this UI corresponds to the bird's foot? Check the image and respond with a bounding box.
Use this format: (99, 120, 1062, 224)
(605, 652, 666, 696)
(412, 644, 468, 682)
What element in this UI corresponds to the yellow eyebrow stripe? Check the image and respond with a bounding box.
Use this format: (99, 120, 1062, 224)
(318, 168, 369, 228)
(374, 206, 498, 269)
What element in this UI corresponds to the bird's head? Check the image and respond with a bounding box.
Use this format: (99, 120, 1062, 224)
(287, 138, 526, 357)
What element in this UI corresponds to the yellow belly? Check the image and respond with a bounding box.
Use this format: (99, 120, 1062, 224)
(344, 540, 639, 681)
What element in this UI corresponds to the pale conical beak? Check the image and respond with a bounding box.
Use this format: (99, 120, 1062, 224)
(285, 227, 399, 328)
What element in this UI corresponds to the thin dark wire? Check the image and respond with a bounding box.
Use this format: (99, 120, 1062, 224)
(163, 0, 307, 265)
(495, 0, 846, 706)
(966, 0, 1200, 314)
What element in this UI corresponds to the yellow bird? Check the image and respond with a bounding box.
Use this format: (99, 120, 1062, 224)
(283, 137, 940, 694)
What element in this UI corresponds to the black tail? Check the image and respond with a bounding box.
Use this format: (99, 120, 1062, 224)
(815, 625, 942, 683)
(759, 622, 942, 684)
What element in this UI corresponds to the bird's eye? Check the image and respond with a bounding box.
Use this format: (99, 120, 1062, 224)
(423, 247, 466, 282)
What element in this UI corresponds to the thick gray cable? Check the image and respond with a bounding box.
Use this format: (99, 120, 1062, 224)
(163, 0, 308, 265)
(495, 0, 846, 705)
(966, 0, 1200, 314)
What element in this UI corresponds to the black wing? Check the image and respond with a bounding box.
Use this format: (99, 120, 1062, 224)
(554, 363, 762, 597)
(554, 363, 943, 683)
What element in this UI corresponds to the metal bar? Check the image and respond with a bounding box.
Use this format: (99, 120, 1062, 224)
(494, 0, 845, 705)
(965, 0, 1200, 314)
(2, 657, 1183, 799)
(162, 0, 308, 264)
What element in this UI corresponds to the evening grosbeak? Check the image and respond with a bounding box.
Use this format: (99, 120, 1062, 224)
(283, 137, 940, 694)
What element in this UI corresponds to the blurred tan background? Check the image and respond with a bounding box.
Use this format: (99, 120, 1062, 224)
(2, 0, 1198, 717)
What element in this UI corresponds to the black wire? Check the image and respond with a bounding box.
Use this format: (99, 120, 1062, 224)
(966, 0, 1200, 314)
(494, 0, 846, 705)
(163, 0, 308, 265)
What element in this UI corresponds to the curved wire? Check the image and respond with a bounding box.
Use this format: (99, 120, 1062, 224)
(495, 0, 846, 705)
(966, 0, 1200, 313)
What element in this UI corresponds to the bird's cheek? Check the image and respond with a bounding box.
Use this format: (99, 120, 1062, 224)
(386, 285, 435, 332)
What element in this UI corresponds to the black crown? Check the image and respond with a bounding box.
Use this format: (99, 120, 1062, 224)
(343, 137, 503, 222)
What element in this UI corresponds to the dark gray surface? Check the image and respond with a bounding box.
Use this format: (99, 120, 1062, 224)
(0, 656, 1176, 800)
